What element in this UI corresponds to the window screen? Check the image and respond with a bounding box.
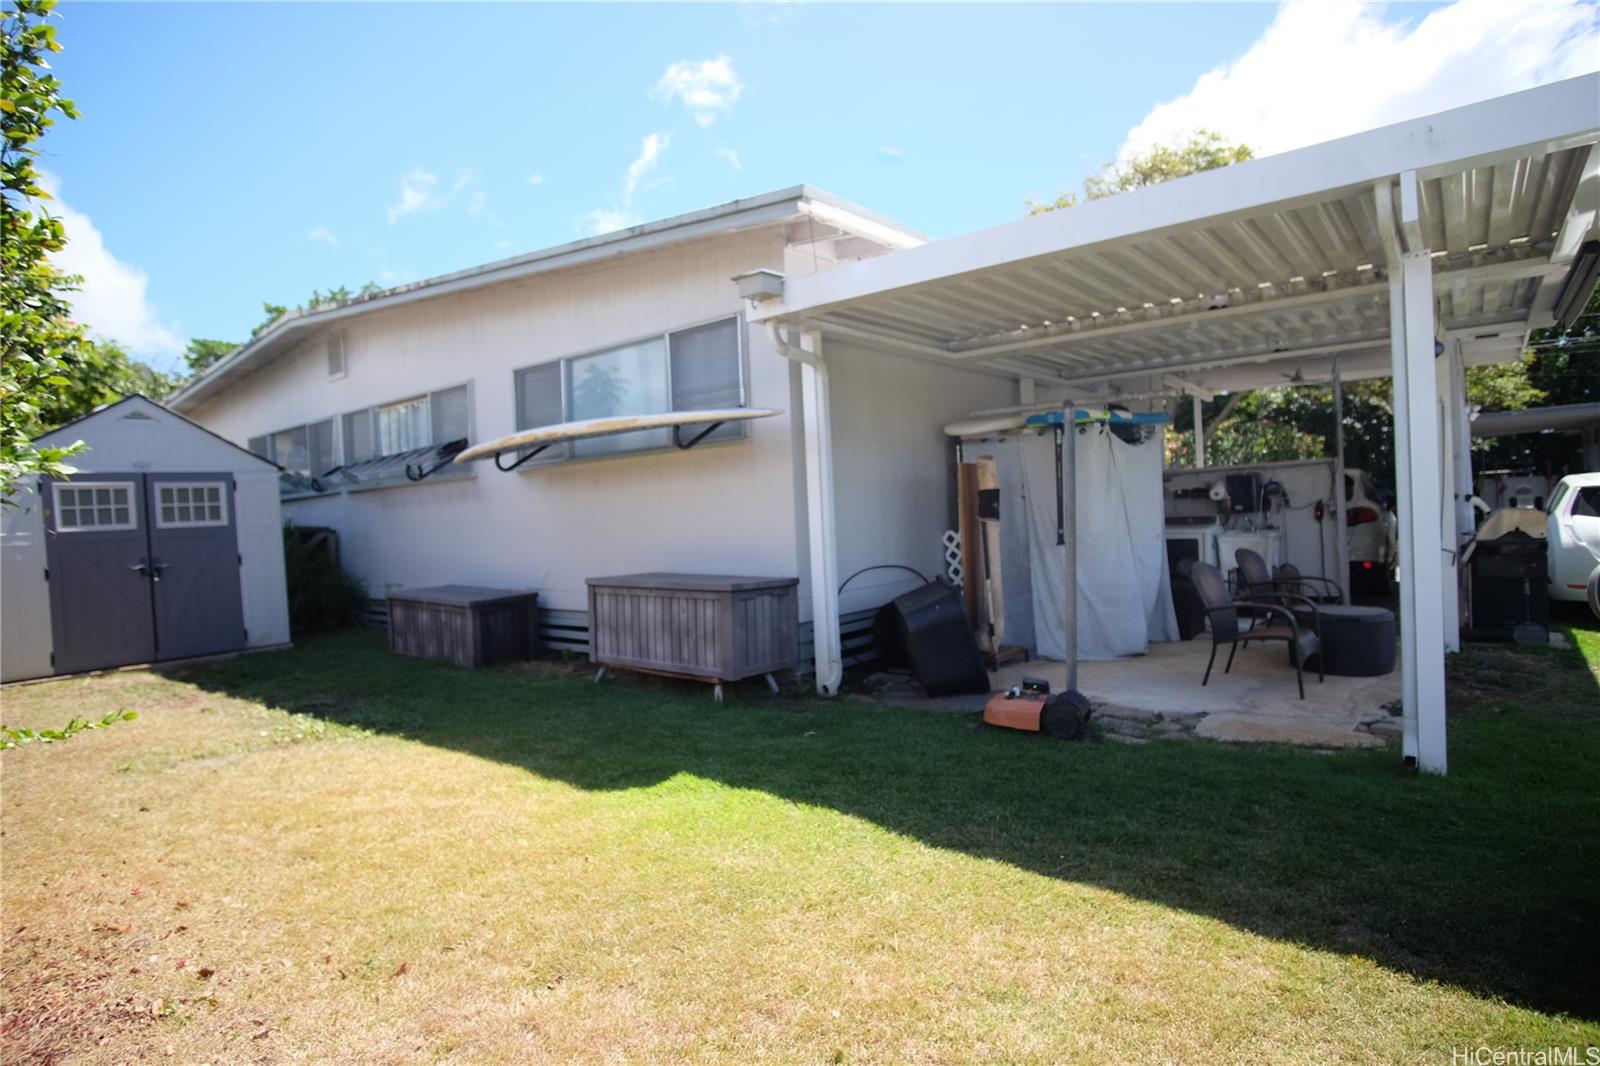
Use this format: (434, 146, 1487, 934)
(669, 317, 744, 444)
(272, 426, 311, 474)
(569, 338, 670, 457)
(53, 483, 136, 532)
(515, 362, 568, 464)
(247, 436, 270, 461)
(377, 397, 429, 456)
(430, 385, 471, 444)
(343, 408, 375, 464)
(308, 420, 335, 476)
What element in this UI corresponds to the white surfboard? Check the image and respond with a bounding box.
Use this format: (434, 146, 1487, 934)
(943, 413, 1028, 438)
(453, 407, 782, 465)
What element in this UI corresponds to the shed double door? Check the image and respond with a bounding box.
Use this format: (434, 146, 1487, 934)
(42, 473, 245, 675)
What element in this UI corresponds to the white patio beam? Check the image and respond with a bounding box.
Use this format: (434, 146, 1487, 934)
(751, 75, 1599, 327)
(1380, 173, 1449, 774)
(1528, 143, 1599, 330)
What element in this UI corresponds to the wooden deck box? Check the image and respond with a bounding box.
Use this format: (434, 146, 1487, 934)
(387, 585, 538, 668)
(586, 573, 799, 688)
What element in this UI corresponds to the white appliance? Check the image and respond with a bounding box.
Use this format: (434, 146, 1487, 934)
(1164, 518, 1222, 571)
(1217, 529, 1285, 582)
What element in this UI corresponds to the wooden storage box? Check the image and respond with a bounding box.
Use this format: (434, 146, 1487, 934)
(586, 573, 798, 684)
(388, 585, 539, 668)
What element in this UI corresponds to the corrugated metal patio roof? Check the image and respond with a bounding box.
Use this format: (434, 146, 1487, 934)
(754, 76, 1600, 395)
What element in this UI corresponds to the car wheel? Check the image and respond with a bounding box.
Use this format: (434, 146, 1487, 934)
(1588, 563, 1600, 623)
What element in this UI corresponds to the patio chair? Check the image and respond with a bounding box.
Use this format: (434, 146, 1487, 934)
(1190, 561, 1324, 699)
(1236, 548, 1343, 604)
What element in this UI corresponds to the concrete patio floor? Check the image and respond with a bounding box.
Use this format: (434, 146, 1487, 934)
(856, 637, 1403, 748)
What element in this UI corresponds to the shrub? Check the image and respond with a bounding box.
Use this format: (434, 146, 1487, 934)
(282, 525, 367, 635)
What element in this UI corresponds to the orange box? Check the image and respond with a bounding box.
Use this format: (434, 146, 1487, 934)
(982, 693, 1045, 732)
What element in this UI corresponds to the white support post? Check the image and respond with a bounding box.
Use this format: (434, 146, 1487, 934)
(798, 329, 842, 697)
(1332, 362, 1351, 605)
(1380, 174, 1448, 774)
(1192, 394, 1206, 469)
(1398, 249, 1449, 774)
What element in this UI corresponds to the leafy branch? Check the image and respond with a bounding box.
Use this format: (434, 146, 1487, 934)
(0, 709, 138, 749)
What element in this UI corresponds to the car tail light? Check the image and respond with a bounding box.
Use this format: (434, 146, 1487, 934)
(1348, 507, 1379, 526)
(1361, 561, 1375, 570)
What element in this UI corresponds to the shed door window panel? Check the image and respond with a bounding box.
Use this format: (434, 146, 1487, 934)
(53, 483, 136, 532)
(156, 483, 227, 528)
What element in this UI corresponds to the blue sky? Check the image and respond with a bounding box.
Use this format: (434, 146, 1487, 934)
(41, 1, 1599, 371)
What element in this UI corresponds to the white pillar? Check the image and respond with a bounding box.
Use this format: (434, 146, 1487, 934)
(1332, 363, 1351, 605)
(798, 330, 842, 696)
(1437, 346, 1464, 652)
(1394, 249, 1449, 774)
(1192, 394, 1206, 468)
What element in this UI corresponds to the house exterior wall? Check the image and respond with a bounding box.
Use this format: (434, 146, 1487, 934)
(186, 229, 807, 614)
(823, 340, 1017, 617)
(1, 398, 290, 682)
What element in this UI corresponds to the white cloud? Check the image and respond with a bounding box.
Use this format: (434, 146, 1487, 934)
(652, 55, 743, 126)
(1118, 0, 1600, 161)
(307, 226, 340, 247)
(581, 131, 674, 236)
(528, 172, 544, 186)
(715, 146, 742, 170)
(387, 168, 442, 222)
(495, 238, 515, 252)
(39, 173, 182, 359)
(878, 146, 903, 160)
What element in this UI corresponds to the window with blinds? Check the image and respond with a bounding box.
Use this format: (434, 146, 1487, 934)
(343, 384, 471, 462)
(511, 315, 746, 465)
(253, 419, 334, 477)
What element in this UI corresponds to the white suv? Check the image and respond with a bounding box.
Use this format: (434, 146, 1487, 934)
(1345, 468, 1397, 591)
(1545, 472, 1600, 605)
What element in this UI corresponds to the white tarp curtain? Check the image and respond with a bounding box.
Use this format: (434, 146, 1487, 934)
(966, 425, 1177, 661)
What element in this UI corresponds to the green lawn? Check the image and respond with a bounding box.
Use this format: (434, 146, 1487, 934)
(2, 621, 1596, 1063)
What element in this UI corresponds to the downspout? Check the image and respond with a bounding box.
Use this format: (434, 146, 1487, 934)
(768, 322, 844, 696)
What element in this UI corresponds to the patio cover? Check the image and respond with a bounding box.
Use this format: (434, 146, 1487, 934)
(754, 75, 1600, 775)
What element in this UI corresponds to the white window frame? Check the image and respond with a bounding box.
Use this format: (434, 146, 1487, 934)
(51, 481, 138, 533)
(510, 313, 748, 467)
(154, 481, 230, 529)
(342, 380, 476, 464)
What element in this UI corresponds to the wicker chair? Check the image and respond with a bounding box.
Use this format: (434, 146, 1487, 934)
(1189, 561, 1323, 699)
(1236, 547, 1344, 604)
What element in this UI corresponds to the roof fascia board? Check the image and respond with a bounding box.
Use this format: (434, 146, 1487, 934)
(754, 75, 1600, 326)
(172, 187, 905, 412)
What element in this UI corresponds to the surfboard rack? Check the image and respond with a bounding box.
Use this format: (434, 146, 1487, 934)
(403, 439, 470, 482)
(453, 408, 784, 473)
(493, 444, 552, 472)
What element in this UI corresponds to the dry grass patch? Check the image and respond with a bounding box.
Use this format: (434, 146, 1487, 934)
(2, 631, 1597, 1064)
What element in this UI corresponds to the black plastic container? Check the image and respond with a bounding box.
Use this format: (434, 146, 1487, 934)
(889, 582, 991, 696)
(1467, 530, 1549, 641)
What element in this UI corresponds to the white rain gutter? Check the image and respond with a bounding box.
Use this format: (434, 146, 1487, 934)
(768, 322, 843, 696)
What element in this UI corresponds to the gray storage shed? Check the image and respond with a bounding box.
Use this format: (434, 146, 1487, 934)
(0, 396, 292, 682)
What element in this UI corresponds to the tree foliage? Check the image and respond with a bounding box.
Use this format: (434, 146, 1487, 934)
(1, 0, 88, 499)
(183, 337, 239, 375)
(250, 283, 383, 338)
(1030, 130, 1254, 213)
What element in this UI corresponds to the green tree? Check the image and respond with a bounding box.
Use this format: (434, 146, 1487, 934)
(1029, 130, 1254, 213)
(1, 0, 88, 500)
(183, 337, 239, 375)
(17, 338, 178, 436)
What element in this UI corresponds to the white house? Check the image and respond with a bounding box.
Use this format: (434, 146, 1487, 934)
(168, 187, 1017, 659)
(163, 77, 1600, 776)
